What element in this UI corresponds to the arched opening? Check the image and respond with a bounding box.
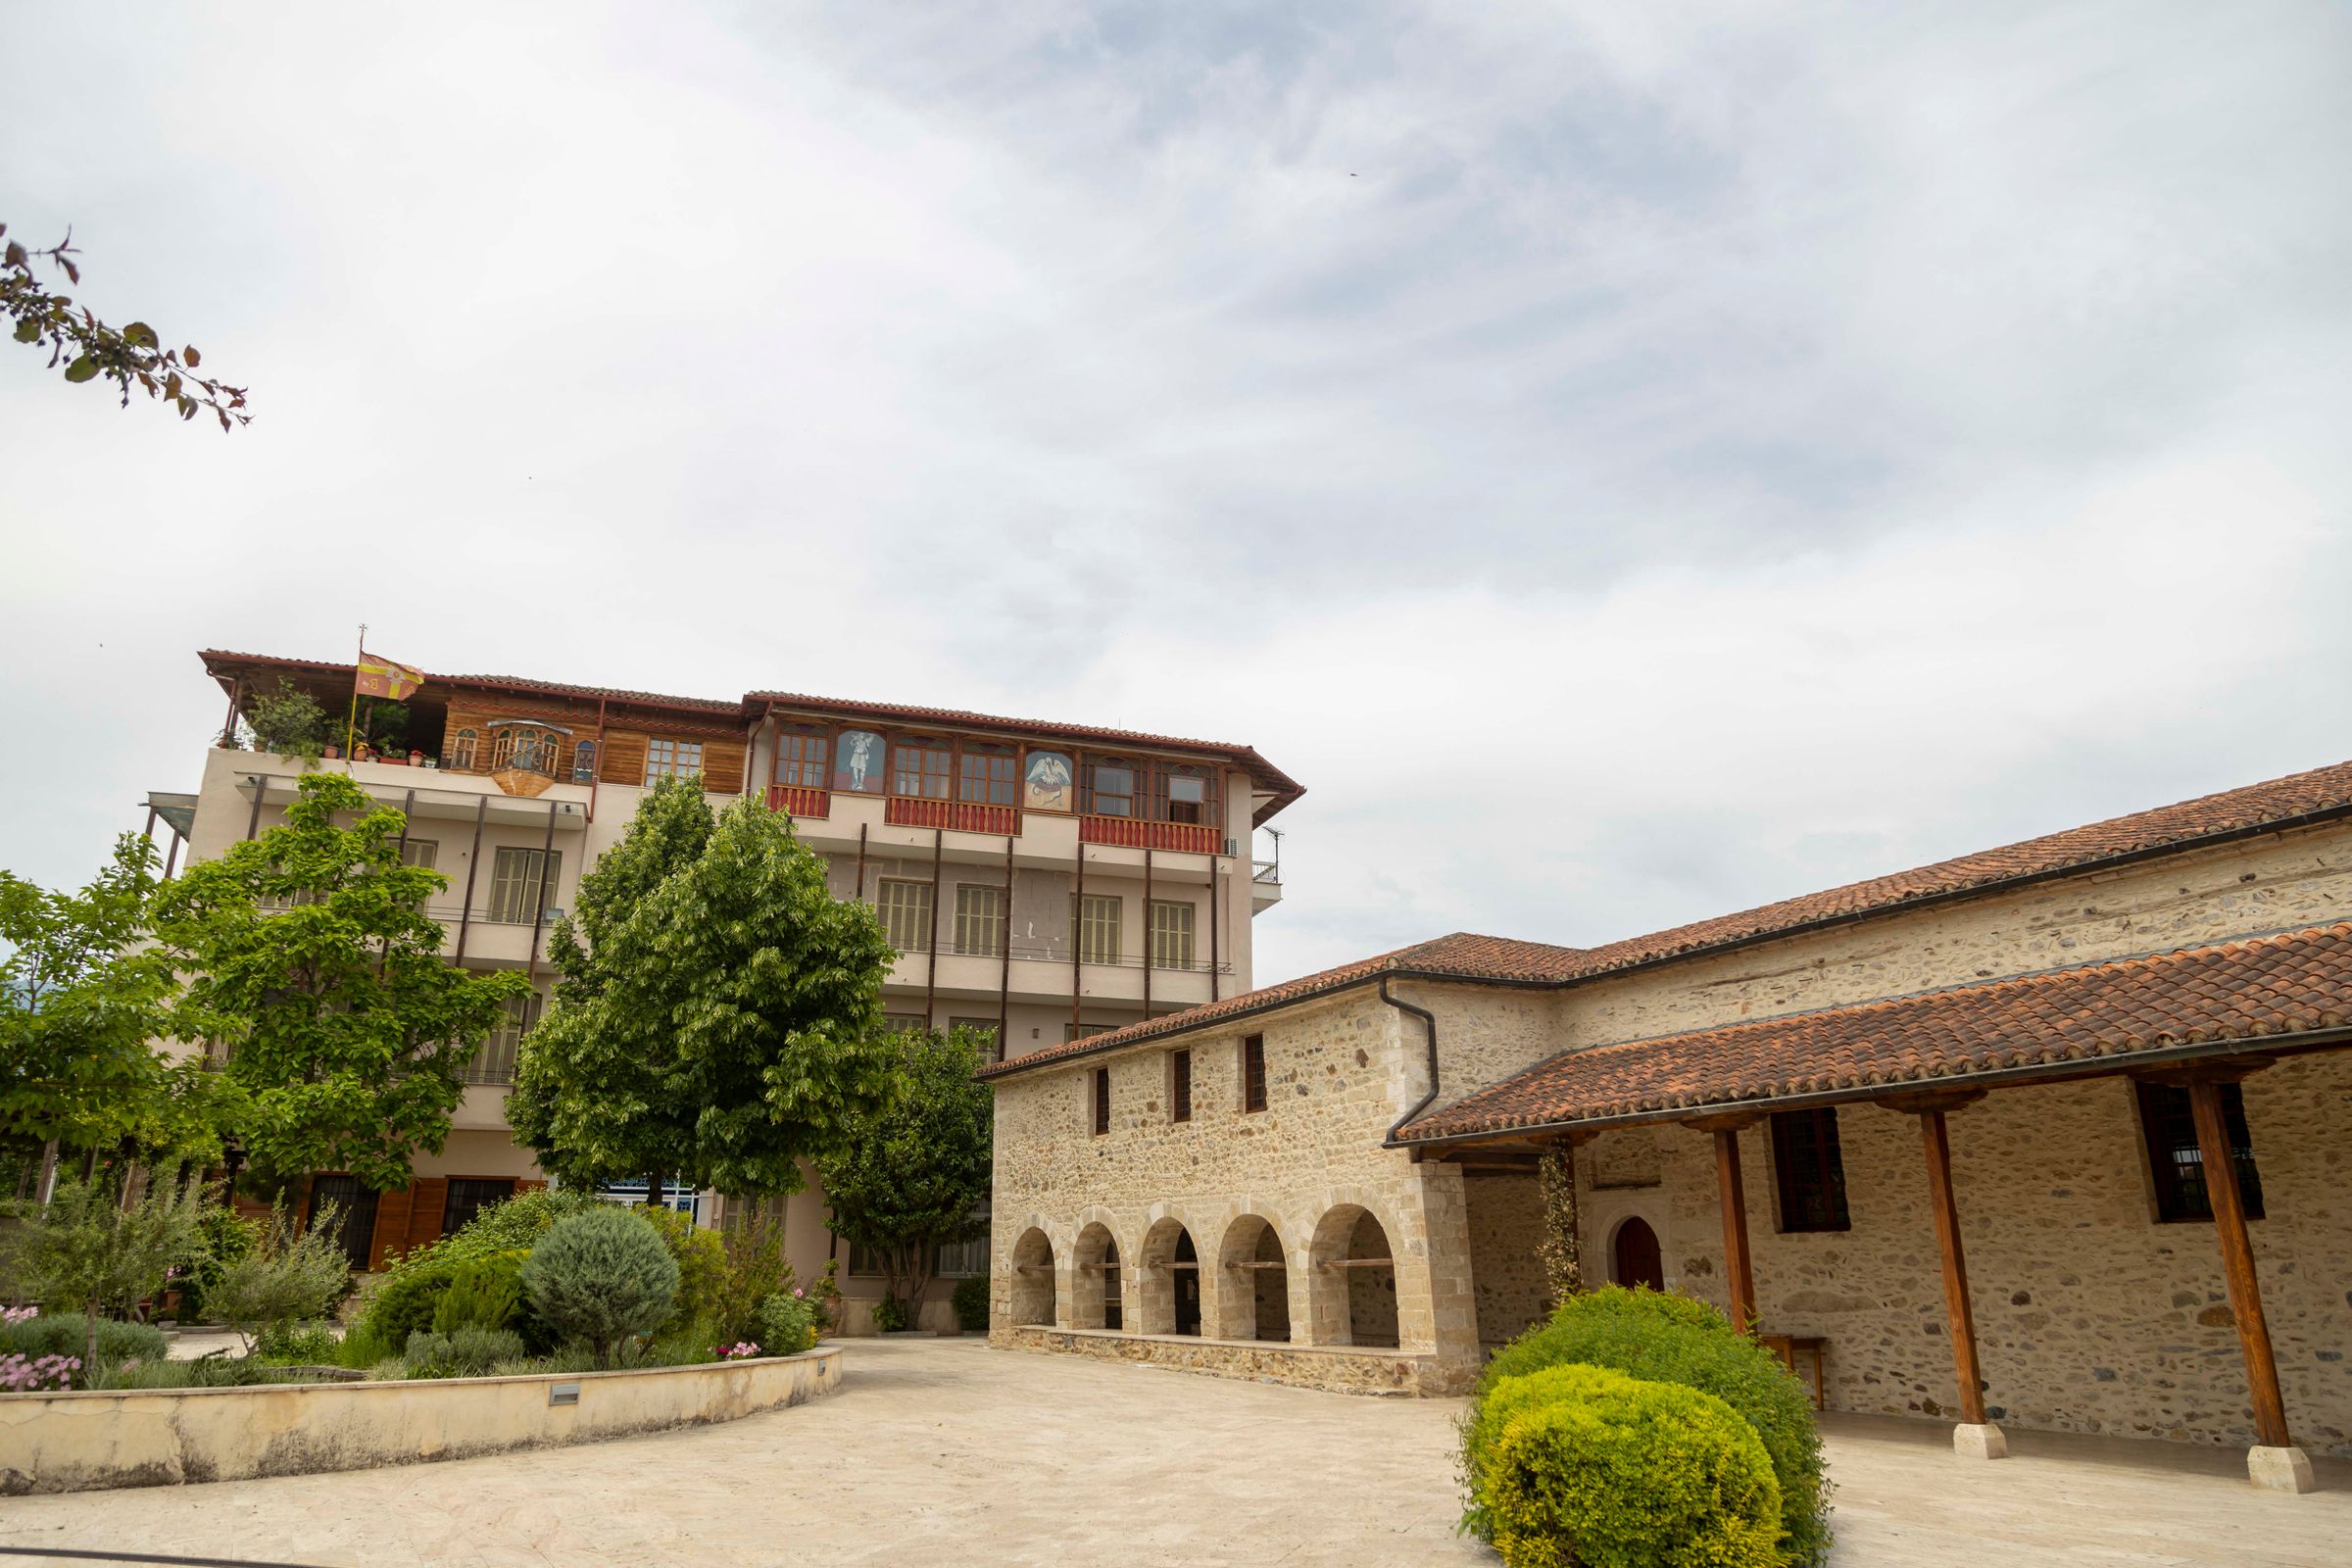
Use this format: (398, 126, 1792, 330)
(1309, 1204, 1399, 1348)
(1010, 1227, 1057, 1327)
(1138, 1217, 1202, 1336)
(1215, 1214, 1290, 1342)
(1074, 1221, 1122, 1331)
(1611, 1215, 1664, 1290)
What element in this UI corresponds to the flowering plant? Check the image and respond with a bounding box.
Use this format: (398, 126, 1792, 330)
(1, 1352, 81, 1393)
(1, 1305, 37, 1328)
(713, 1341, 762, 1361)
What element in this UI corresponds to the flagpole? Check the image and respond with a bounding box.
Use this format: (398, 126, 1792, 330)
(346, 623, 366, 759)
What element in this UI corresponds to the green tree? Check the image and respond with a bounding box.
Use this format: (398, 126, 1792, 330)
(1, 1173, 209, 1372)
(149, 772, 524, 1194)
(816, 1027, 994, 1323)
(0, 835, 195, 1195)
(508, 779, 900, 1200)
(3, 222, 250, 429)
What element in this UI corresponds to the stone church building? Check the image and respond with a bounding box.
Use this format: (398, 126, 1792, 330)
(983, 760, 2352, 1493)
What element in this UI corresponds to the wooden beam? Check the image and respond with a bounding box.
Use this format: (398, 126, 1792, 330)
(2189, 1079, 2292, 1449)
(1875, 1087, 1988, 1116)
(1316, 1257, 1396, 1270)
(1919, 1107, 1988, 1426)
(1712, 1127, 1758, 1335)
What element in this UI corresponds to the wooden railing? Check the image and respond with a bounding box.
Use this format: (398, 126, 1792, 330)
(765, 784, 832, 817)
(1079, 815, 1219, 854)
(885, 797, 1019, 835)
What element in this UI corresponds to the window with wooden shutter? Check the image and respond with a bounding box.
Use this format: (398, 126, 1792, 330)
(1149, 900, 1195, 970)
(1769, 1108, 1850, 1232)
(467, 993, 541, 1084)
(878, 879, 934, 954)
(954, 884, 1004, 957)
(1070, 893, 1121, 964)
(486, 848, 561, 924)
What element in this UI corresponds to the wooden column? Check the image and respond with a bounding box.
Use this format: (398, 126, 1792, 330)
(244, 775, 265, 841)
(1921, 1108, 1986, 1426)
(1687, 1114, 1759, 1334)
(2188, 1077, 2291, 1450)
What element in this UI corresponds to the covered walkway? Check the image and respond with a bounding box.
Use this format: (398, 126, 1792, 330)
(2, 1339, 2346, 1565)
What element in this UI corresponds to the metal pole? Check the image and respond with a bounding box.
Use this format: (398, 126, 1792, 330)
(1071, 845, 1085, 1032)
(1208, 852, 1221, 1002)
(998, 834, 1013, 1060)
(1143, 848, 1153, 1019)
(163, 830, 181, 881)
(925, 827, 944, 1029)
(453, 796, 488, 963)
(526, 798, 559, 984)
(855, 821, 867, 901)
(244, 776, 265, 841)
(143, 805, 158, 844)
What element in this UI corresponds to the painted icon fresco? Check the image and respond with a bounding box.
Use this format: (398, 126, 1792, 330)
(833, 728, 886, 793)
(1024, 749, 1075, 812)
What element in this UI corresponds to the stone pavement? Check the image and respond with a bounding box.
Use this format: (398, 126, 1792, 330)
(2, 1336, 2346, 1566)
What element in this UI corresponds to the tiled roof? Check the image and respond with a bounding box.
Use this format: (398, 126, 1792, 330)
(1396, 921, 2352, 1143)
(199, 651, 740, 714)
(754, 690, 1305, 816)
(980, 758, 2352, 1081)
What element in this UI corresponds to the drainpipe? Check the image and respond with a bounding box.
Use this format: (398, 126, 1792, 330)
(1380, 977, 1441, 1148)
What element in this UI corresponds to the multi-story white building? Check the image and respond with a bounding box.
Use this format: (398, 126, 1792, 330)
(150, 648, 1301, 1330)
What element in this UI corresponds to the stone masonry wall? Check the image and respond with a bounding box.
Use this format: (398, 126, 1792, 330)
(989, 987, 1482, 1389)
(1465, 1173, 1551, 1347)
(1601, 1050, 2352, 1456)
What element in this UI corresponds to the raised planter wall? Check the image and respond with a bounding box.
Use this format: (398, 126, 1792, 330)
(0, 1346, 840, 1495)
(1004, 1326, 1464, 1396)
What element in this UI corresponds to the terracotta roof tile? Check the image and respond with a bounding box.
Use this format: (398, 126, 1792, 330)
(981, 758, 2352, 1081)
(1397, 921, 2352, 1142)
(200, 650, 740, 714)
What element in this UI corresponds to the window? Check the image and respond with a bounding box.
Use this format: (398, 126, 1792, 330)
(1770, 1108, 1850, 1232)
(955, 885, 1005, 957)
(959, 749, 1017, 807)
(1149, 901, 1196, 970)
(1170, 1049, 1192, 1123)
(1164, 769, 1209, 825)
(878, 879, 935, 954)
(2137, 1082, 2265, 1223)
(847, 1242, 887, 1278)
(884, 1012, 930, 1034)
(775, 730, 827, 789)
(399, 840, 438, 869)
(448, 729, 479, 770)
(948, 1015, 1003, 1056)
(935, 1236, 988, 1279)
(893, 738, 952, 799)
(466, 993, 540, 1085)
(1063, 1020, 1117, 1042)
(1093, 1066, 1110, 1136)
(645, 737, 704, 783)
(440, 1178, 516, 1238)
(570, 740, 597, 784)
(1085, 760, 1135, 817)
(1070, 894, 1121, 964)
(486, 848, 561, 924)
(1242, 1034, 1266, 1112)
(492, 725, 564, 775)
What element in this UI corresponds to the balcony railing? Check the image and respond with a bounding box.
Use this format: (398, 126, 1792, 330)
(1252, 859, 1281, 884)
(767, 783, 832, 817)
(1079, 815, 1218, 855)
(886, 797, 1019, 835)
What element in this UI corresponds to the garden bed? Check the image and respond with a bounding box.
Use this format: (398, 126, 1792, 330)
(0, 1344, 840, 1494)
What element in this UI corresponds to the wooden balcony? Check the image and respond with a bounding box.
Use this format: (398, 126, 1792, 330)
(766, 784, 832, 817)
(1079, 815, 1219, 855)
(885, 796, 1019, 835)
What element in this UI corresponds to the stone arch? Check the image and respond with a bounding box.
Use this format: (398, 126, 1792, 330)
(1606, 1212, 1665, 1291)
(1585, 1190, 1674, 1293)
(1137, 1215, 1203, 1337)
(1308, 1202, 1399, 1348)
(1009, 1226, 1057, 1327)
(1213, 1212, 1291, 1343)
(1073, 1220, 1124, 1330)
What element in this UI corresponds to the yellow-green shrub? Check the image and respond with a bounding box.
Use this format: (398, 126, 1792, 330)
(1471, 1364, 1781, 1568)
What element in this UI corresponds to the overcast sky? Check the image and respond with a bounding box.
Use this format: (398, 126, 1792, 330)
(4, 2, 2349, 986)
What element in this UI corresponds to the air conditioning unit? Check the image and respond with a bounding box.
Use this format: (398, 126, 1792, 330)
(1223, 837, 1239, 857)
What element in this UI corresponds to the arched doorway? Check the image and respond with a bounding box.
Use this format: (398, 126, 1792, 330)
(1612, 1215, 1664, 1290)
(1308, 1204, 1399, 1348)
(1139, 1218, 1202, 1336)
(1215, 1214, 1290, 1342)
(1074, 1222, 1122, 1330)
(1010, 1227, 1057, 1326)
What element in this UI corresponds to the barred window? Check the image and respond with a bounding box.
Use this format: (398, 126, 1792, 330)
(955, 884, 1005, 957)
(1149, 900, 1195, 970)
(1242, 1034, 1266, 1113)
(878, 879, 934, 954)
(2137, 1082, 2265, 1223)
(1770, 1108, 1851, 1232)
(486, 848, 561, 924)
(1070, 893, 1121, 964)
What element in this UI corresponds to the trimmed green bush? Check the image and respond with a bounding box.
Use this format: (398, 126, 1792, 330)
(432, 1251, 524, 1334)
(753, 1292, 817, 1356)
(520, 1206, 679, 1366)
(951, 1275, 988, 1333)
(356, 1262, 458, 1351)
(0, 1311, 168, 1369)
(403, 1325, 527, 1378)
(1472, 1364, 1781, 1568)
(1474, 1288, 1831, 1565)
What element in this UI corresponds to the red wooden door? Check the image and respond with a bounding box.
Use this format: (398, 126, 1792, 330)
(1612, 1216, 1664, 1290)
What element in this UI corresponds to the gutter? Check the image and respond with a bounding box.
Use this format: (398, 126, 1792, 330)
(1382, 1025, 2352, 1152)
(1378, 978, 1441, 1147)
(980, 796, 2352, 1084)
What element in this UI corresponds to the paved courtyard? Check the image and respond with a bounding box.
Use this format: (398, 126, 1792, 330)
(3, 1337, 2346, 1566)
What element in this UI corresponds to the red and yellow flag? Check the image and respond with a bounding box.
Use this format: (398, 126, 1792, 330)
(355, 651, 425, 702)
